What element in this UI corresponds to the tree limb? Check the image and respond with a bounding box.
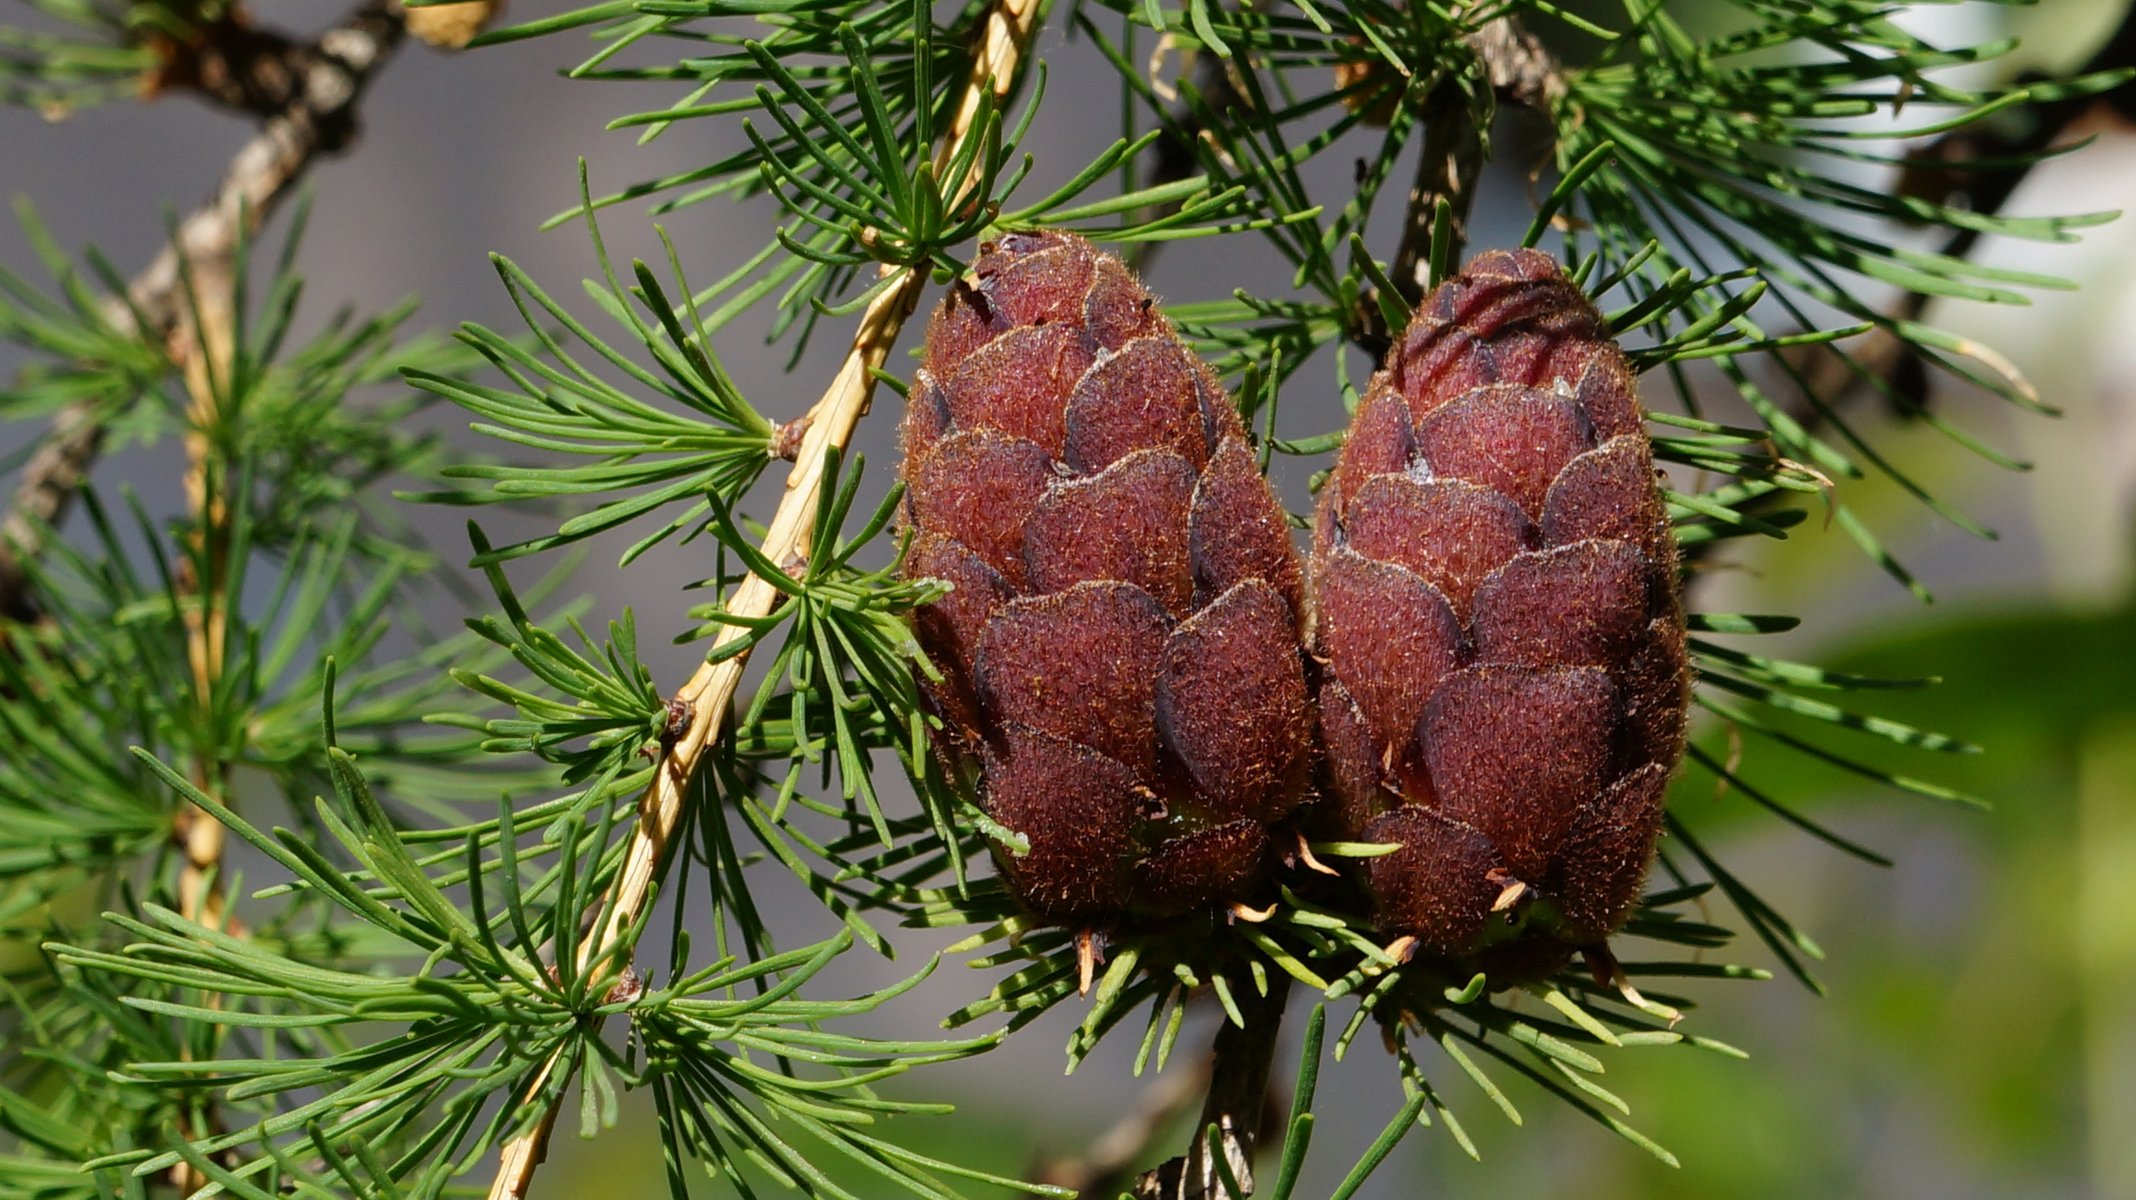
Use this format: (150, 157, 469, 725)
(1128, 41, 1243, 273)
(1388, 13, 1562, 305)
(1786, 10, 2136, 429)
(146, 7, 317, 119)
(1132, 983, 1289, 1200)
(1683, 10, 2136, 584)
(0, 13, 422, 1190)
(1036, 1055, 1215, 1195)
(480, 0, 1044, 1194)
(0, 0, 407, 622)
(1109, 24, 1557, 1197)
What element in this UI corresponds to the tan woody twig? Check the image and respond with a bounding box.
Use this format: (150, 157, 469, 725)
(483, 1, 1044, 1194)
(1037, 1054, 1216, 1194)
(173, 265, 238, 937)
(1131, 984, 1289, 1200)
(26, 9, 414, 1190)
(161, 0, 405, 949)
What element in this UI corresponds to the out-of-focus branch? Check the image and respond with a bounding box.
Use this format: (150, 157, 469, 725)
(480, 2, 1044, 1196)
(126, 0, 405, 340)
(1036, 1056, 1215, 1195)
(1132, 983, 1289, 1200)
(1788, 6, 2136, 429)
(166, 204, 242, 1200)
(0, 0, 407, 623)
(145, 7, 315, 119)
(0, 403, 101, 622)
(23, 8, 414, 1188)
(1105, 21, 1555, 1199)
(1128, 42, 1243, 273)
(1677, 11, 2136, 588)
(174, 285, 238, 934)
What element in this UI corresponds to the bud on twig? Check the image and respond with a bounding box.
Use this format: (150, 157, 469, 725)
(401, 0, 501, 49)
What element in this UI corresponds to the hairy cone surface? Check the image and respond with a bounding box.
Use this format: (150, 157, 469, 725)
(1312, 249, 1689, 964)
(902, 232, 1312, 926)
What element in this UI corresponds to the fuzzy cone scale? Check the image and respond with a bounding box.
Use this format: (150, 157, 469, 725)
(902, 232, 1312, 926)
(1312, 248, 1690, 965)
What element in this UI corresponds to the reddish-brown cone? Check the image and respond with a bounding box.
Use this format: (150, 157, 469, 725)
(1311, 248, 1689, 965)
(902, 232, 1312, 927)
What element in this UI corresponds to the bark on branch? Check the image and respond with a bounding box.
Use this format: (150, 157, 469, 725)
(1387, 13, 1562, 308)
(1686, 10, 2136, 583)
(0, 0, 406, 622)
(481, 0, 1044, 1194)
(1132, 983, 1290, 1200)
(1036, 1055, 1216, 1195)
(1785, 10, 2136, 430)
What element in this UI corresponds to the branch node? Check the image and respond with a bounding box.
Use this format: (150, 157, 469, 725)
(771, 415, 813, 461)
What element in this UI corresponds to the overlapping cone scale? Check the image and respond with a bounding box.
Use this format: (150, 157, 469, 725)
(1312, 248, 1690, 967)
(902, 231, 1312, 927)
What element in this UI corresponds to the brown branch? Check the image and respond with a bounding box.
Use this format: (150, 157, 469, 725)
(1686, 11, 2136, 584)
(7, 1, 403, 1161)
(161, 0, 407, 939)
(146, 7, 315, 119)
(167, 275, 240, 1197)
(1388, 13, 1562, 307)
(1102, 21, 1548, 1200)
(0, 0, 406, 623)
(174, 252, 239, 935)
(1128, 42, 1244, 273)
(1132, 983, 1290, 1200)
(12, 6, 417, 1188)
(480, 1, 1044, 1195)
(1467, 15, 1562, 111)
(0, 404, 101, 622)
(1035, 1055, 1215, 1194)
(1115, 24, 1557, 1200)
(1784, 12, 2136, 431)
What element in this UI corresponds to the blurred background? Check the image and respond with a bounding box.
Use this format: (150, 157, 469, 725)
(3, 0, 2135, 1196)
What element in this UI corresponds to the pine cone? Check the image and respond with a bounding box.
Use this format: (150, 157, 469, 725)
(1311, 248, 1689, 965)
(902, 232, 1312, 927)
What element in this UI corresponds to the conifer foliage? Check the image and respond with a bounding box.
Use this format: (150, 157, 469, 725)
(0, 0, 2122, 1197)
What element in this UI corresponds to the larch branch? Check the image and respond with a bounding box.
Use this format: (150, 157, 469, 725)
(1037, 1055, 1216, 1195)
(0, 0, 406, 621)
(1388, 13, 1561, 306)
(1132, 983, 1289, 1200)
(481, 0, 1044, 1195)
